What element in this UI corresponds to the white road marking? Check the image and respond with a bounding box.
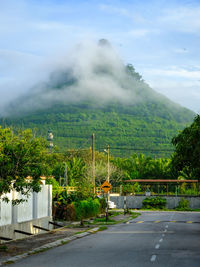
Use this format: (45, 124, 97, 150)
(106, 231, 173, 234)
(159, 238, 163, 242)
(164, 229, 167, 232)
(155, 244, 160, 249)
(162, 234, 165, 237)
(165, 225, 169, 228)
(150, 255, 157, 262)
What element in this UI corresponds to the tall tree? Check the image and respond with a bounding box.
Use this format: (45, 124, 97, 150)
(0, 127, 48, 202)
(172, 115, 200, 178)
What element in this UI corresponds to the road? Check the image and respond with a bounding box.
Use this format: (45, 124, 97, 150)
(9, 211, 200, 267)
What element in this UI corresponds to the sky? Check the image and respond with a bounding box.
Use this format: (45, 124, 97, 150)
(0, 0, 200, 113)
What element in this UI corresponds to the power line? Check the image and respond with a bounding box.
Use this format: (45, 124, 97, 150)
(99, 147, 174, 153)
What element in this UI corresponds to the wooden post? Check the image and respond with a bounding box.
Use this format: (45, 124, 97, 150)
(92, 133, 95, 193)
(107, 144, 110, 183)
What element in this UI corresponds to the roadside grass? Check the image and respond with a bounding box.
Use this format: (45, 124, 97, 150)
(98, 226, 108, 231)
(4, 260, 14, 265)
(86, 210, 141, 225)
(0, 245, 8, 252)
(28, 247, 50, 255)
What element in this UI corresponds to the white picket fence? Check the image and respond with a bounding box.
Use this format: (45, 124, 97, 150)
(0, 184, 52, 227)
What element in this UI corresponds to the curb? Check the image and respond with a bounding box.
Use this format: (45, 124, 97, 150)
(0, 227, 100, 266)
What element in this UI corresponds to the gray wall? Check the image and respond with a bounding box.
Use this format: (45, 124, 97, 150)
(110, 195, 200, 209)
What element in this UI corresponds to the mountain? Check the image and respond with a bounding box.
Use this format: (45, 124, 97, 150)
(0, 40, 195, 157)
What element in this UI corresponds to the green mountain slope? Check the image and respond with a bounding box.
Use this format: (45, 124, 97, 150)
(1, 98, 194, 158)
(0, 41, 195, 157)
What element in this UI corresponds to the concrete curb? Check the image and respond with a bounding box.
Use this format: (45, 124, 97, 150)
(0, 227, 100, 266)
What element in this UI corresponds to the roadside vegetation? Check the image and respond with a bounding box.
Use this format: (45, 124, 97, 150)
(0, 115, 200, 217)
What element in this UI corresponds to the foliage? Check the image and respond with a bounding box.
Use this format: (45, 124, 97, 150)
(2, 66, 194, 158)
(113, 153, 173, 181)
(0, 127, 48, 201)
(74, 198, 100, 221)
(176, 198, 190, 211)
(172, 115, 200, 179)
(98, 197, 106, 213)
(142, 197, 166, 209)
(46, 177, 62, 198)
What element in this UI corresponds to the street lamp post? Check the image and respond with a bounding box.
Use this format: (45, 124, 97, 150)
(104, 144, 110, 183)
(104, 145, 110, 203)
(92, 133, 95, 193)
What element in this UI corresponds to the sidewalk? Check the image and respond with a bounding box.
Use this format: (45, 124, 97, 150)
(0, 213, 132, 265)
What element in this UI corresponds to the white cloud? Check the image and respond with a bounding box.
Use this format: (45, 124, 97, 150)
(99, 4, 129, 16)
(144, 66, 200, 80)
(160, 6, 200, 34)
(128, 28, 159, 38)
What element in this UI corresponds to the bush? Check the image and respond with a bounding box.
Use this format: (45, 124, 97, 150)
(176, 198, 190, 211)
(46, 177, 62, 198)
(99, 197, 106, 213)
(142, 197, 166, 209)
(74, 198, 101, 221)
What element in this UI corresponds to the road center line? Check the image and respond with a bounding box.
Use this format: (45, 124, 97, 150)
(105, 231, 173, 234)
(150, 255, 157, 262)
(159, 238, 163, 242)
(155, 244, 160, 249)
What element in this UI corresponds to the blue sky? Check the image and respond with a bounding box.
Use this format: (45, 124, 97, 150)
(1, 0, 200, 112)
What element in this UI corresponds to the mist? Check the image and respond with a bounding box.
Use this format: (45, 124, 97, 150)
(1, 40, 159, 117)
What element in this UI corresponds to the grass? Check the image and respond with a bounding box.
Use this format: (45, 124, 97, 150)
(4, 260, 14, 265)
(98, 226, 108, 231)
(61, 240, 69, 245)
(28, 247, 50, 255)
(0, 245, 8, 252)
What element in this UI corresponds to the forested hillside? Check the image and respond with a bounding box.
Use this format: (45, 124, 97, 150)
(0, 41, 195, 157)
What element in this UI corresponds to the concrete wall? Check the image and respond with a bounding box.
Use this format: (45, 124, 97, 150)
(17, 193, 33, 223)
(0, 192, 12, 226)
(37, 185, 49, 218)
(110, 195, 200, 209)
(0, 184, 52, 242)
(0, 216, 53, 242)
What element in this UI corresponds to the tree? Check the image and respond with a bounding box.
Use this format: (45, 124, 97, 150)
(0, 127, 48, 202)
(171, 115, 200, 178)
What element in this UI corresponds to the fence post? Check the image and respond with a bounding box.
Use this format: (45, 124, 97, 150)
(33, 192, 38, 219)
(48, 185, 52, 217)
(12, 191, 18, 224)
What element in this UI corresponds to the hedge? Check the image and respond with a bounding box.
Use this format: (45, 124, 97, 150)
(142, 197, 166, 209)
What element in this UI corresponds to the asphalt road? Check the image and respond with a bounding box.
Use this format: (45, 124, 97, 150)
(9, 211, 200, 267)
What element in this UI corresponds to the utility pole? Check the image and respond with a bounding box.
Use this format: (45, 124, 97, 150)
(64, 164, 68, 193)
(107, 144, 110, 183)
(104, 144, 110, 203)
(92, 133, 95, 193)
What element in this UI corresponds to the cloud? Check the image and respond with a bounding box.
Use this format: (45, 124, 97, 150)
(2, 40, 149, 116)
(173, 48, 188, 54)
(128, 28, 159, 38)
(159, 6, 200, 34)
(99, 4, 129, 17)
(144, 66, 200, 80)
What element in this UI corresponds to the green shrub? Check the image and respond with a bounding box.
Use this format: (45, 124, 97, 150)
(142, 197, 166, 209)
(74, 198, 101, 221)
(46, 177, 62, 198)
(176, 198, 190, 211)
(99, 197, 106, 213)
